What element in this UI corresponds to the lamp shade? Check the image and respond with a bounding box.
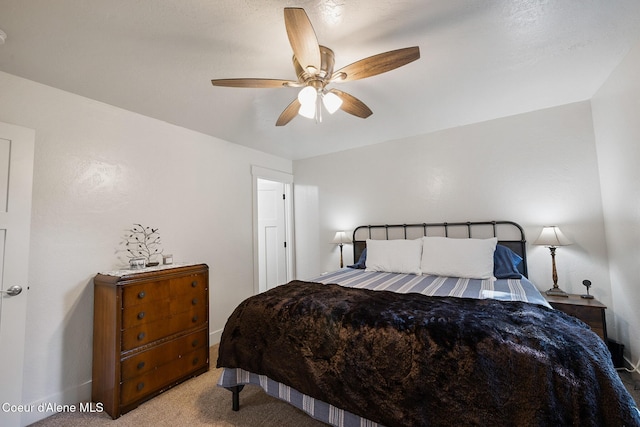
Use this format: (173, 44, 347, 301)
(322, 91, 343, 114)
(332, 231, 352, 245)
(297, 86, 317, 105)
(298, 101, 316, 118)
(298, 86, 317, 118)
(534, 226, 572, 247)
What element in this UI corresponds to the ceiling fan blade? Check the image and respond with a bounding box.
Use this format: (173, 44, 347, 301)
(211, 78, 295, 88)
(333, 46, 420, 82)
(284, 8, 321, 74)
(330, 89, 373, 118)
(276, 98, 301, 126)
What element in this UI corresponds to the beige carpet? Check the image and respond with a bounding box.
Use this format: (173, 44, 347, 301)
(30, 344, 640, 427)
(29, 344, 326, 427)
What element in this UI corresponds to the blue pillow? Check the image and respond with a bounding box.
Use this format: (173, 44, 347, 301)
(493, 245, 523, 279)
(348, 248, 367, 269)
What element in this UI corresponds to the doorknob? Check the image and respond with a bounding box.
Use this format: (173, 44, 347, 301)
(0, 285, 23, 296)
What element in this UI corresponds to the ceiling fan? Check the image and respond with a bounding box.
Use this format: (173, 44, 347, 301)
(211, 7, 420, 126)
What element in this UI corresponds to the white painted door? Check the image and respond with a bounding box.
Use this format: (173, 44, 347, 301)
(257, 179, 287, 292)
(0, 122, 35, 427)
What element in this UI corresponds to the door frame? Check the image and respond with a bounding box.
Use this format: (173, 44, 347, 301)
(251, 166, 294, 294)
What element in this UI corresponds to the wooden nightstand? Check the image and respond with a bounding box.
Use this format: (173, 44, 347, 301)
(544, 293, 607, 341)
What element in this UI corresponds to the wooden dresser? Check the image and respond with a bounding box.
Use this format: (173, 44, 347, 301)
(92, 263, 209, 418)
(544, 293, 607, 341)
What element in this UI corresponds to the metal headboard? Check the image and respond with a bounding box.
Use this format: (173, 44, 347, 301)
(352, 221, 528, 278)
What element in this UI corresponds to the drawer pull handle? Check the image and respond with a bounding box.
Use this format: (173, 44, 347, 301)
(192, 339, 199, 347)
(137, 361, 145, 370)
(138, 291, 146, 299)
(137, 311, 145, 320)
(191, 281, 198, 288)
(137, 382, 145, 391)
(192, 298, 198, 305)
(137, 332, 146, 341)
(192, 357, 199, 365)
(192, 315, 198, 323)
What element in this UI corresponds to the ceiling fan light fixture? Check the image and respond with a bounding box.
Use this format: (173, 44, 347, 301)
(210, 8, 420, 126)
(322, 91, 342, 114)
(298, 100, 316, 119)
(297, 86, 317, 106)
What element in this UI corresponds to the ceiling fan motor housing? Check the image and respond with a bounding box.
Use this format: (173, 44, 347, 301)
(294, 45, 335, 87)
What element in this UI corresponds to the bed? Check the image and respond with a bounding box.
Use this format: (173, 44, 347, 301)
(217, 221, 640, 426)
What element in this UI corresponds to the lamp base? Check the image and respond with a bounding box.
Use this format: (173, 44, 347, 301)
(546, 287, 569, 297)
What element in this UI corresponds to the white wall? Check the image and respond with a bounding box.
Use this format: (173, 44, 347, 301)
(592, 40, 640, 367)
(293, 100, 615, 332)
(0, 71, 292, 425)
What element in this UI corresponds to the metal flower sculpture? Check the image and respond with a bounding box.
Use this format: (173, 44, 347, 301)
(123, 223, 163, 264)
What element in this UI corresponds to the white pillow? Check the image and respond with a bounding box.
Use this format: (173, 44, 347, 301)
(365, 238, 423, 275)
(420, 236, 497, 279)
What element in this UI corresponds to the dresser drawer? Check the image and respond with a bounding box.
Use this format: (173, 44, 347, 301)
(121, 328, 208, 381)
(122, 300, 171, 329)
(169, 285, 208, 314)
(120, 346, 208, 406)
(121, 286, 206, 330)
(122, 280, 171, 308)
(121, 304, 207, 350)
(169, 273, 207, 294)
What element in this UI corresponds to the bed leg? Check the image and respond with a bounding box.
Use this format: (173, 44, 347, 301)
(225, 385, 244, 411)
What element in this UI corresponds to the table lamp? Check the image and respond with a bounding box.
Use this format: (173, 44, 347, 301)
(534, 226, 572, 297)
(332, 231, 352, 268)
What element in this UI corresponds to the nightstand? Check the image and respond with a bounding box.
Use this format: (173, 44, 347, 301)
(544, 293, 607, 341)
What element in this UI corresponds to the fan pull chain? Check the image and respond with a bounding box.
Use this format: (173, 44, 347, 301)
(315, 92, 323, 124)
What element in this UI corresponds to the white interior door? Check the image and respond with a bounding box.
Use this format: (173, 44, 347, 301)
(257, 179, 287, 292)
(0, 122, 35, 427)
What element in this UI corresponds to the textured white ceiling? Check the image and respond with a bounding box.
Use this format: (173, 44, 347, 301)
(1, 1, 639, 160)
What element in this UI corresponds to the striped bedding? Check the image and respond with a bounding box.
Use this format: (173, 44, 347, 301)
(218, 269, 551, 427)
(218, 367, 373, 427)
(308, 268, 551, 308)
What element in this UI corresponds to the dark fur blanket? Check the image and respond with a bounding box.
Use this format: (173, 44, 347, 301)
(217, 281, 640, 427)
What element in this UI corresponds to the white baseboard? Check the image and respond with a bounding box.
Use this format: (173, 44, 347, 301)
(20, 380, 93, 426)
(210, 327, 223, 345)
